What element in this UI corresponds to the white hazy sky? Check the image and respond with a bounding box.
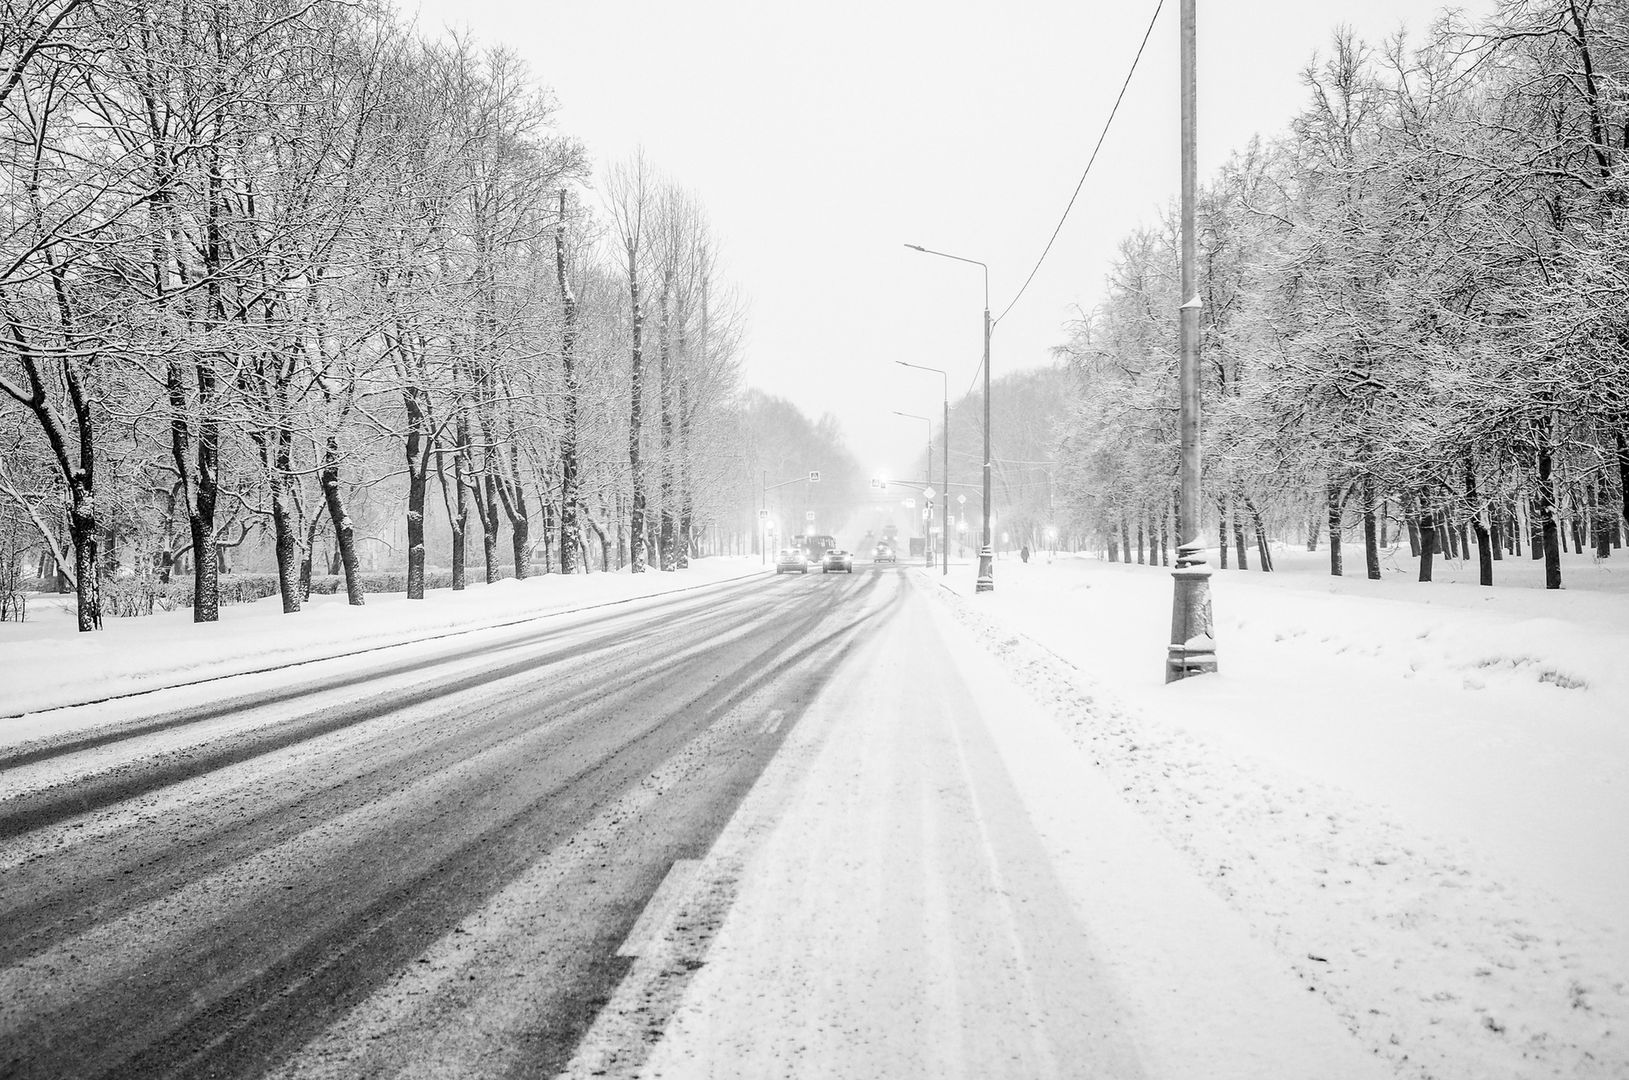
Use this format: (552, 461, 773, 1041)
(406, 0, 1493, 480)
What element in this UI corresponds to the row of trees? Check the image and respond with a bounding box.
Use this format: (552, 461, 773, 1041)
(0, 0, 789, 631)
(1054, 0, 1629, 589)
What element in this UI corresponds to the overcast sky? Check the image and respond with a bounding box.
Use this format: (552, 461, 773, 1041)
(406, 0, 1494, 481)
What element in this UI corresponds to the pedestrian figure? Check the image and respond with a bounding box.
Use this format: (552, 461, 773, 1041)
(1020, 544, 1031, 563)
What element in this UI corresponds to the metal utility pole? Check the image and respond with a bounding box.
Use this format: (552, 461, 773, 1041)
(978, 304, 993, 592)
(904, 244, 992, 591)
(892, 410, 933, 565)
(1168, 0, 1217, 681)
(942, 390, 949, 576)
(894, 360, 951, 575)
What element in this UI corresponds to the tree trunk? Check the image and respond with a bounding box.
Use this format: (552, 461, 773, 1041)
(1528, 495, 1545, 560)
(1535, 430, 1563, 589)
(323, 436, 364, 605)
(557, 191, 581, 574)
(586, 513, 611, 573)
(1233, 515, 1248, 571)
(1418, 511, 1436, 583)
(1465, 459, 1493, 586)
(438, 443, 466, 592)
(269, 477, 300, 614)
(499, 465, 530, 580)
(1361, 477, 1379, 580)
(406, 471, 427, 599)
(402, 378, 431, 601)
(626, 252, 647, 573)
(1172, 489, 1183, 555)
(68, 486, 102, 632)
(1217, 498, 1228, 569)
(1326, 482, 1342, 577)
(1565, 486, 1581, 554)
(1592, 481, 1612, 559)
(480, 473, 501, 583)
(657, 270, 677, 572)
(1243, 494, 1272, 572)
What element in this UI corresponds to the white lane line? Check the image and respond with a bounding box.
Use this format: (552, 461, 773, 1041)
(759, 708, 787, 735)
(617, 859, 702, 959)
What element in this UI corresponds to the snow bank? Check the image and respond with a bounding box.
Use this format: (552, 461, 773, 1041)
(0, 558, 767, 724)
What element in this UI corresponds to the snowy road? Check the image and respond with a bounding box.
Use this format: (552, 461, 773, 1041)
(0, 566, 898, 1079)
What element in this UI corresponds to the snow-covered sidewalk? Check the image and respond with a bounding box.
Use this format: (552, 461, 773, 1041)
(572, 550, 1628, 1079)
(0, 558, 767, 725)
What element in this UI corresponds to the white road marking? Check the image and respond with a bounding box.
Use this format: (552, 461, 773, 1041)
(616, 859, 701, 959)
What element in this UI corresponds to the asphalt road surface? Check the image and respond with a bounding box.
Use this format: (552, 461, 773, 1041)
(0, 562, 904, 1079)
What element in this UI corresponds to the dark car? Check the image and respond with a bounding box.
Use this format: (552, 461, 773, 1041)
(822, 549, 854, 573)
(873, 543, 896, 564)
(775, 548, 809, 574)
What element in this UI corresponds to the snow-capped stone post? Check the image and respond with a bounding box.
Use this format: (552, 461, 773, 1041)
(1167, 0, 1217, 682)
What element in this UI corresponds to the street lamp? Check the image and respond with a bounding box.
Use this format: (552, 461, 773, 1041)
(762, 471, 819, 565)
(906, 242, 993, 593)
(1168, 0, 1217, 681)
(892, 410, 933, 565)
(896, 360, 950, 576)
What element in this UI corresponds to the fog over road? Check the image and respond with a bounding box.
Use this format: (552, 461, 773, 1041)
(0, 564, 903, 1079)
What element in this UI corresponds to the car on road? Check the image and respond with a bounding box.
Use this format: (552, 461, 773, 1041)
(775, 548, 809, 574)
(821, 549, 854, 574)
(873, 543, 896, 564)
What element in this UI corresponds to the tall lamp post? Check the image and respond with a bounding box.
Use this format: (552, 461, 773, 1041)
(1168, 0, 1217, 680)
(892, 410, 934, 566)
(762, 471, 818, 566)
(905, 243, 993, 592)
(896, 360, 949, 576)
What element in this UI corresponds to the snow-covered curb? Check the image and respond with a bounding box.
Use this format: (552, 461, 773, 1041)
(1, 559, 768, 720)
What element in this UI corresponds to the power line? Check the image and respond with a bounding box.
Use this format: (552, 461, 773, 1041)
(995, 0, 1166, 326)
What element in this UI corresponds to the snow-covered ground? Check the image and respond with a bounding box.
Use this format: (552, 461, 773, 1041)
(0, 558, 766, 729)
(934, 545, 1629, 1078)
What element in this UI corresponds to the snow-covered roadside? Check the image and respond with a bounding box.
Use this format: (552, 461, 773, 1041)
(0, 558, 767, 724)
(931, 550, 1629, 1079)
(621, 573, 1392, 1080)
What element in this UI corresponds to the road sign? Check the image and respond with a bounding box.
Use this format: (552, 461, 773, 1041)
(957, 494, 966, 505)
(809, 470, 821, 482)
(757, 508, 769, 520)
(870, 477, 884, 490)
(905, 498, 916, 509)
(805, 510, 815, 522)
